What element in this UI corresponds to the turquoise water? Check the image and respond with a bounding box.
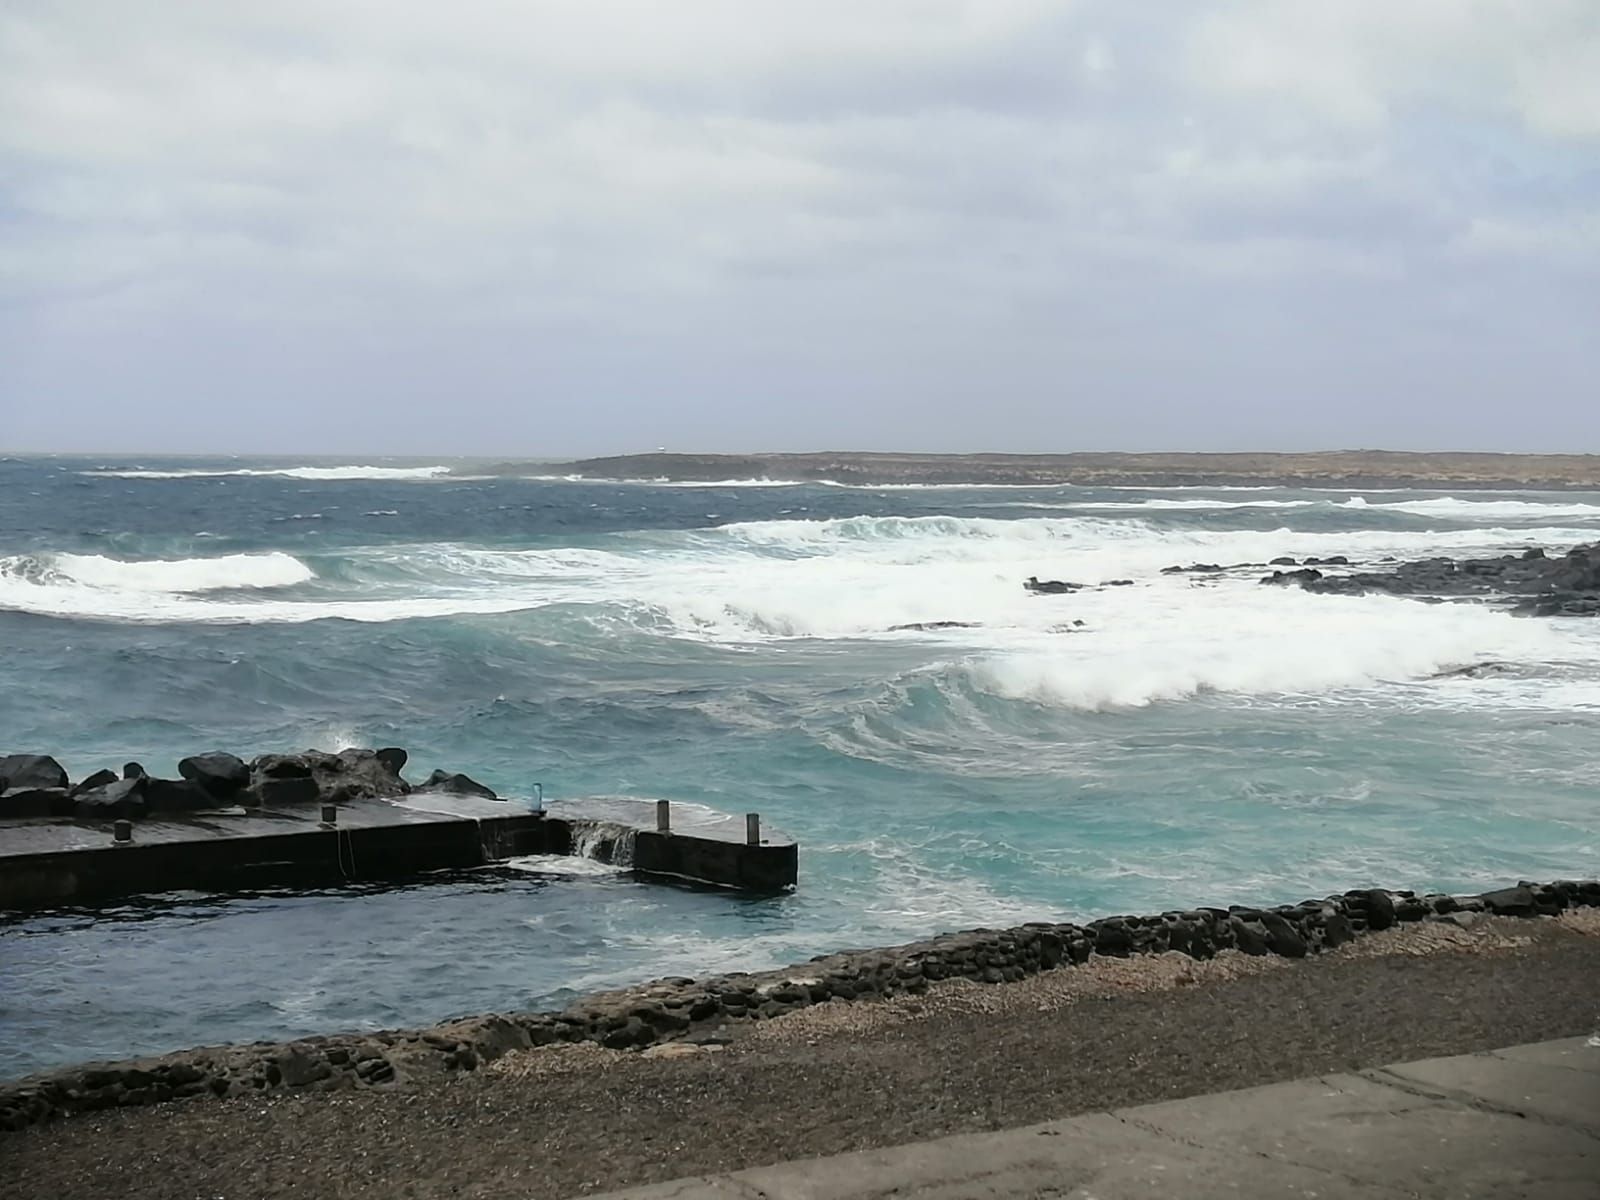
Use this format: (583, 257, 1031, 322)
(3, 456, 1599, 1077)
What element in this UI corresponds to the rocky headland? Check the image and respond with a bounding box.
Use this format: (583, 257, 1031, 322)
(510, 450, 1600, 490)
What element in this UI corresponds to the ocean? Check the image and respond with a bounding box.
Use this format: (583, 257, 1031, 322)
(3, 455, 1599, 1079)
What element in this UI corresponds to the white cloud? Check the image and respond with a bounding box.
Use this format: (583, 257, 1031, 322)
(1188, 0, 1600, 139)
(0, 1, 1596, 452)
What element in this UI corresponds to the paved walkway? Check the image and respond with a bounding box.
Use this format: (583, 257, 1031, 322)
(592, 1037, 1600, 1199)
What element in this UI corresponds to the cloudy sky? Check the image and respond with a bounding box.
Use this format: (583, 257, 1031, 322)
(2, 1, 1597, 455)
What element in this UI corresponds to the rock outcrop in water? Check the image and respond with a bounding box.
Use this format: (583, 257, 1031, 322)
(1024, 577, 1082, 594)
(0, 746, 496, 822)
(1262, 541, 1600, 616)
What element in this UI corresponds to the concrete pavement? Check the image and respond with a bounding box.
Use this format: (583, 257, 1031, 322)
(589, 1037, 1600, 1199)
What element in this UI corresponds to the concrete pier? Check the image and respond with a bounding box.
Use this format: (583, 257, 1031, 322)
(544, 796, 798, 893)
(0, 793, 797, 908)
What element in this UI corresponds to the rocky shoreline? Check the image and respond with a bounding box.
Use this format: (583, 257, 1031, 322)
(4, 876, 1595, 1133)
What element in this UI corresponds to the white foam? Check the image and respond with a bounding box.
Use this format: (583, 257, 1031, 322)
(961, 590, 1572, 711)
(505, 854, 628, 878)
(86, 465, 453, 481)
(2, 551, 312, 594)
(1353, 496, 1600, 521)
(6, 511, 1596, 690)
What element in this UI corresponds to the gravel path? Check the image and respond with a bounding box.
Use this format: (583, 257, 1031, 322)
(6, 916, 1599, 1200)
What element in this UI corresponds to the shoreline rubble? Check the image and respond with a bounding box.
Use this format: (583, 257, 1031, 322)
(3, 876, 1594, 1133)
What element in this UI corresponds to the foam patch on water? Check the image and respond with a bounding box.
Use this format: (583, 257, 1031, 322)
(505, 854, 628, 878)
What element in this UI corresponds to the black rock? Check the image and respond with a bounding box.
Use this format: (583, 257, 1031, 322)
(0, 754, 69, 791)
(122, 762, 148, 781)
(887, 621, 980, 632)
(374, 747, 408, 775)
(1432, 661, 1512, 679)
(1478, 885, 1536, 916)
(1227, 916, 1269, 955)
(1303, 555, 1349, 566)
(75, 776, 149, 820)
(0, 787, 70, 819)
(70, 769, 118, 797)
(147, 778, 219, 813)
(1261, 567, 1323, 587)
(1257, 911, 1308, 958)
(253, 754, 313, 780)
(255, 777, 321, 806)
(179, 752, 249, 798)
(248, 747, 411, 807)
(1256, 540, 1600, 617)
(1269, 556, 1298, 566)
(1104, 579, 1134, 587)
(1349, 888, 1396, 931)
(1024, 577, 1082, 595)
(418, 770, 498, 800)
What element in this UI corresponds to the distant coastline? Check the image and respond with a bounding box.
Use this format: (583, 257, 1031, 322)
(503, 450, 1600, 491)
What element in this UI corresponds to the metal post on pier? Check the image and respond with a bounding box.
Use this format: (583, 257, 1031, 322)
(656, 799, 671, 833)
(746, 813, 761, 845)
(320, 804, 338, 828)
(530, 782, 544, 814)
(113, 820, 133, 846)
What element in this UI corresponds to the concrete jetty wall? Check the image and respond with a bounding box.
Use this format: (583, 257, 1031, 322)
(1, 796, 797, 908)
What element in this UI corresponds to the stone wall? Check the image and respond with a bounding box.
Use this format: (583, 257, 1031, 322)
(2, 878, 1595, 1132)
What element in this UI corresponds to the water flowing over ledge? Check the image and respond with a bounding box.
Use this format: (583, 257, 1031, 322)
(2, 877, 1594, 1132)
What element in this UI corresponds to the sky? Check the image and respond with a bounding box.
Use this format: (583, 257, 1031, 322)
(2, 1, 1598, 457)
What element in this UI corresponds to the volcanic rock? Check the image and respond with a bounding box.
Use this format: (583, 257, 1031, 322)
(75, 776, 149, 820)
(179, 752, 249, 799)
(0, 754, 68, 791)
(417, 770, 498, 800)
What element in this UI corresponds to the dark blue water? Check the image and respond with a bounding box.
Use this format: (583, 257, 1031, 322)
(4, 455, 1599, 1078)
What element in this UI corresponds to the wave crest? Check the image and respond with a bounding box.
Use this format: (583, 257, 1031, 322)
(0, 551, 313, 594)
(85, 465, 452, 481)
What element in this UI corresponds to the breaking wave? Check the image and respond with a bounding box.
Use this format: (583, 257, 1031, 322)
(85, 465, 453, 481)
(1, 551, 313, 594)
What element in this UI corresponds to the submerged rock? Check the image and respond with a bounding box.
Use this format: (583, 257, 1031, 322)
(887, 620, 980, 632)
